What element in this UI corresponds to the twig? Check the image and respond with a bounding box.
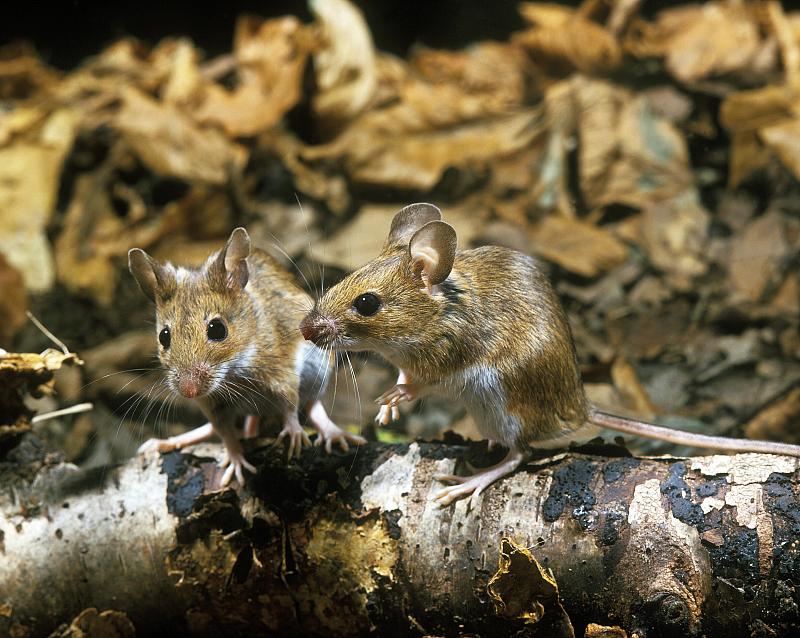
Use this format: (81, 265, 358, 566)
(26, 311, 70, 355)
(32, 403, 94, 424)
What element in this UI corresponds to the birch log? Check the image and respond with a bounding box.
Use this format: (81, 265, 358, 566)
(2, 439, 800, 637)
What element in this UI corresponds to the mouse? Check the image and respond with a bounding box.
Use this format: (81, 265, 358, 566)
(299, 202, 800, 506)
(128, 227, 365, 486)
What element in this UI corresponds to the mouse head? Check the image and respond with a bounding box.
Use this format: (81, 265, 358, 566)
(300, 203, 457, 359)
(129, 228, 256, 400)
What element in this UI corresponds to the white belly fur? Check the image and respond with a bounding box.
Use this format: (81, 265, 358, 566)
(436, 365, 523, 448)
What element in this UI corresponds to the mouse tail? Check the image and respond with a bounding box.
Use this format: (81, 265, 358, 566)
(589, 407, 800, 457)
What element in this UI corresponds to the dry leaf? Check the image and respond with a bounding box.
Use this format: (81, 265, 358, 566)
(487, 537, 575, 636)
(195, 16, 312, 136)
(516, 3, 621, 75)
(760, 118, 800, 180)
(745, 384, 800, 444)
(727, 210, 792, 304)
(528, 215, 628, 278)
(0, 253, 27, 346)
(115, 87, 246, 184)
(611, 358, 657, 418)
(310, 0, 377, 133)
(0, 108, 78, 292)
(640, 192, 710, 290)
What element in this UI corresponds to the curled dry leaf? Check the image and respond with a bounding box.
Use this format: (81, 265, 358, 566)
(310, 0, 377, 133)
(0, 253, 27, 346)
(625, 2, 777, 86)
(487, 537, 575, 636)
(640, 192, 709, 291)
(0, 109, 78, 293)
(720, 83, 800, 186)
(306, 108, 546, 191)
(528, 215, 628, 278)
(410, 41, 529, 113)
(516, 2, 621, 76)
(727, 210, 794, 307)
(115, 87, 247, 184)
(195, 16, 313, 137)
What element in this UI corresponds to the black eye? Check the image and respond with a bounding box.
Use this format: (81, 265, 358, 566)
(207, 318, 227, 341)
(159, 327, 171, 349)
(352, 293, 381, 316)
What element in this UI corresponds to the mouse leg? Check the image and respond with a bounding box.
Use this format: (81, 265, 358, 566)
(431, 449, 524, 508)
(375, 369, 424, 425)
(276, 410, 311, 460)
(243, 415, 260, 439)
(307, 400, 366, 453)
(138, 422, 215, 454)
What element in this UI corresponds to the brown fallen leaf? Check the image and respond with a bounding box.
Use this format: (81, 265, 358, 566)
(0, 108, 78, 293)
(744, 383, 800, 444)
(115, 86, 247, 184)
(0, 253, 27, 346)
(528, 215, 629, 278)
(516, 2, 621, 76)
(585, 623, 627, 638)
(195, 16, 313, 137)
(611, 358, 658, 418)
(727, 210, 792, 305)
(487, 537, 575, 637)
(640, 192, 709, 291)
(310, 0, 377, 135)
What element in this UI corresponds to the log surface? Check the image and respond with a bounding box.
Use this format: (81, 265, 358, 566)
(2, 439, 800, 637)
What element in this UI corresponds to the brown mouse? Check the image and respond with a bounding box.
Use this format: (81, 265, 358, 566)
(299, 203, 800, 506)
(129, 227, 365, 486)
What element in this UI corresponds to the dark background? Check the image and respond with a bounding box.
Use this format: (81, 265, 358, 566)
(1, 0, 678, 70)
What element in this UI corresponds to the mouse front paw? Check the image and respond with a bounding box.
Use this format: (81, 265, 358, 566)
(374, 402, 401, 425)
(219, 449, 258, 486)
(376, 383, 419, 406)
(276, 421, 311, 460)
(314, 423, 366, 453)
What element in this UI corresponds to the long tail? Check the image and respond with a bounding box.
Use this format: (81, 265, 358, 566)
(589, 408, 800, 457)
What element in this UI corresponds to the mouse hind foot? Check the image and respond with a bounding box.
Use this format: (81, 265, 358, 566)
(431, 449, 524, 508)
(307, 400, 366, 453)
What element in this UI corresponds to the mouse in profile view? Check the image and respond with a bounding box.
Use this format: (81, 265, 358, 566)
(128, 227, 365, 486)
(299, 203, 800, 506)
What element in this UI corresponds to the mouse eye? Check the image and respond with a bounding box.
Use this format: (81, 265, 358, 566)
(207, 318, 228, 341)
(159, 327, 171, 349)
(352, 293, 381, 317)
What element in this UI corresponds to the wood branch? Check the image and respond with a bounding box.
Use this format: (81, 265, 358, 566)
(2, 438, 800, 637)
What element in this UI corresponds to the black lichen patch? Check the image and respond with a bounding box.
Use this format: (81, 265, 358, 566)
(161, 450, 205, 518)
(383, 509, 403, 540)
(696, 477, 727, 498)
(763, 472, 800, 581)
(602, 458, 640, 484)
(705, 525, 760, 592)
(542, 459, 597, 527)
(599, 510, 625, 546)
(175, 489, 247, 545)
(661, 462, 704, 527)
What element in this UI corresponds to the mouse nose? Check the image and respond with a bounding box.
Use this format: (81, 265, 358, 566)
(299, 315, 318, 342)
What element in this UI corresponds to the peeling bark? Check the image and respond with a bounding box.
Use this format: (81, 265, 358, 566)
(2, 439, 800, 637)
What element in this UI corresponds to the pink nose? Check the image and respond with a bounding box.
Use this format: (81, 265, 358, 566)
(299, 317, 317, 342)
(178, 377, 201, 398)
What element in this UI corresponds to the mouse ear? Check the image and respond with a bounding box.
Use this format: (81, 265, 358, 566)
(408, 221, 457, 294)
(382, 203, 442, 252)
(128, 248, 176, 302)
(209, 227, 251, 291)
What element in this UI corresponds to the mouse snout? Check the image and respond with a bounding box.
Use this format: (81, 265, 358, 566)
(177, 367, 210, 398)
(299, 312, 335, 346)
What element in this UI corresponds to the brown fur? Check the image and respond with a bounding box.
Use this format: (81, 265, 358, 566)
(303, 204, 589, 451)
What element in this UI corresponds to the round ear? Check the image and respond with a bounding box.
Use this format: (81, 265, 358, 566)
(210, 227, 251, 291)
(408, 221, 457, 292)
(383, 203, 442, 251)
(128, 248, 176, 302)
